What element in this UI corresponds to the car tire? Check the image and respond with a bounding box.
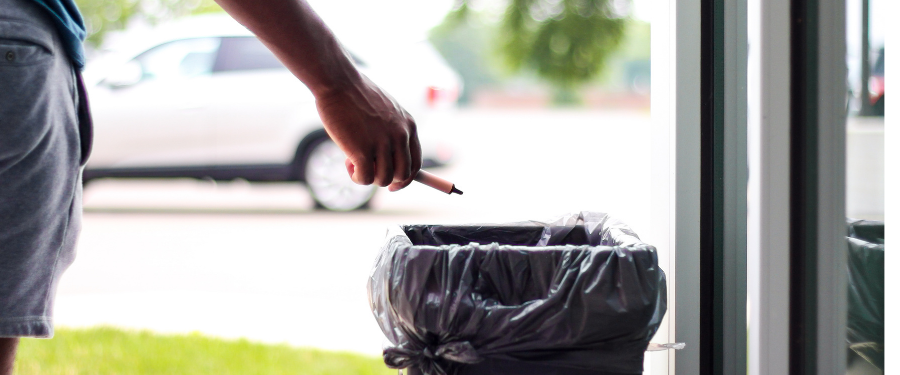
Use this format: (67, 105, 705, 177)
(302, 136, 376, 211)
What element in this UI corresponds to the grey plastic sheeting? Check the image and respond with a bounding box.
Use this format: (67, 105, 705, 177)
(367, 212, 667, 375)
(846, 219, 884, 370)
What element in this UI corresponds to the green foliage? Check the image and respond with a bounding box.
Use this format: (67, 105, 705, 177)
(499, 0, 627, 89)
(613, 19, 649, 60)
(440, 0, 629, 93)
(594, 19, 649, 87)
(431, 1, 632, 104)
(75, 0, 139, 47)
(15, 326, 393, 375)
(75, 0, 224, 47)
(429, 12, 502, 103)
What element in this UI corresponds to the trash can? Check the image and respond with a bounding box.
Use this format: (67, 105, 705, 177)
(846, 219, 884, 371)
(368, 212, 667, 375)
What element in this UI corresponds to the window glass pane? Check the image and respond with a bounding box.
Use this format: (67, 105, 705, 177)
(845, 0, 884, 373)
(845, 0, 885, 225)
(213, 37, 287, 72)
(135, 38, 220, 81)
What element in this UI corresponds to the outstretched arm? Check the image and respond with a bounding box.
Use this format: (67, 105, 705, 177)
(215, 0, 421, 191)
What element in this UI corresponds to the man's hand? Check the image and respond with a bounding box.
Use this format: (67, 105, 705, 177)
(215, 0, 422, 191)
(316, 75, 421, 191)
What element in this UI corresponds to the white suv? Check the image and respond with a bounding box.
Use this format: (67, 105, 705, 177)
(83, 15, 460, 211)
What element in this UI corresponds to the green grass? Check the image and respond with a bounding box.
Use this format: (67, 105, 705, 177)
(15, 327, 394, 375)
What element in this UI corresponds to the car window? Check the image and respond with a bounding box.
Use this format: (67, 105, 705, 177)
(213, 37, 287, 73)
(135, 38, 220, 81)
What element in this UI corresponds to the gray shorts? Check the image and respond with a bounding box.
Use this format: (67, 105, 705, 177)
(0, 0, 91, 338)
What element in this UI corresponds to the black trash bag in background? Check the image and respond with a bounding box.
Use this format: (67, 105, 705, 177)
(367, 212, 667, 375)
(846, 219, 884, 370)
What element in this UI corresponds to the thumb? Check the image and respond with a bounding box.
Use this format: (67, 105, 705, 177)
(346, 156, 375, 185)
(345, 158, 355, 177)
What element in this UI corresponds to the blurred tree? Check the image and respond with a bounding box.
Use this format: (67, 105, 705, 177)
(75, 0, 223, 47)
(595, 19, 649, 90)
(451, 0, 628, 99)
(429, 13, 501, 104)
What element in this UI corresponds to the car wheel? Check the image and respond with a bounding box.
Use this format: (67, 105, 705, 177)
(303, 137, 376, 211)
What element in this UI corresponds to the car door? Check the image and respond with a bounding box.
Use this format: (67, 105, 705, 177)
(207, 37, 320, 166)
(87, 38, 220, 169)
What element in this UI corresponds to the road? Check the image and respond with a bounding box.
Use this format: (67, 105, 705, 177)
(57, 108, 655, 355)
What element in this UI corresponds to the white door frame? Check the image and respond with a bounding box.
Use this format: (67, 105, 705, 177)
(747, 0, 792, 371)
(649, 0, 702, 373)
(748, 0, 849, 373)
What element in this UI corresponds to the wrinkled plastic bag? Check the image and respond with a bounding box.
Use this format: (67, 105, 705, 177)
(846, 219, 884, 370)
(367, 212, 667, 375)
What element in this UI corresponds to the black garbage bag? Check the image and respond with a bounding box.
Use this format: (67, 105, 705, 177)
(846, 219, 884, 370)
(367, 212, 667, 375)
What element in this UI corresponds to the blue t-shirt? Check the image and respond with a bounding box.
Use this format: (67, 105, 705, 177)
(30, 0, 86, 69)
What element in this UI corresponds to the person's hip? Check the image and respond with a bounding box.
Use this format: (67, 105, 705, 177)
(0, 0, 87, 338)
